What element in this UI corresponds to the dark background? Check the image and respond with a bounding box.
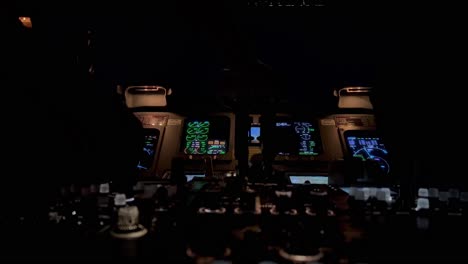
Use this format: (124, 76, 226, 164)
(3, 1, 465, 210)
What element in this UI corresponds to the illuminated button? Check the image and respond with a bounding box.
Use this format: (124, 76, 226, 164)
(415, 198, 430, 211)
(348, 187, 357, 197)
(99, 183, 110, 194)
(114, 193, 127, 206)
(418, 188, 429, 198)
(198, 207, 226, 214)
(355, 188, 369, 201)
(369, 187, 377, 198)
(376, 188, 392, 203)
(48, 211, 59, 223)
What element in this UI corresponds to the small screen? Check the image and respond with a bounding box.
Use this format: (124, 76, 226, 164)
(137, 129, 160, 171)
(185, 174, 205, 182)
(289, 175, 329, 185)
(182, 116, 230, 155)
(345, 131, 390, 174)
(274, 118, 322, 156)
(248, 125, 261, 145)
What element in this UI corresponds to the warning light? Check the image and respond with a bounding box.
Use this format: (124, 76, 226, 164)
(19, 17, 32, 28)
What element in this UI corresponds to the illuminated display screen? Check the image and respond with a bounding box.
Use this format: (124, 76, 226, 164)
(182, 116, 230, 155)
(289, 176, 329, 185)
(345, 131, 390, 174)
(185, 174, 205, 182)
(248, 125, 261, 145)
(274, 118, 322, 156)
(137, 129, 160, 171)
